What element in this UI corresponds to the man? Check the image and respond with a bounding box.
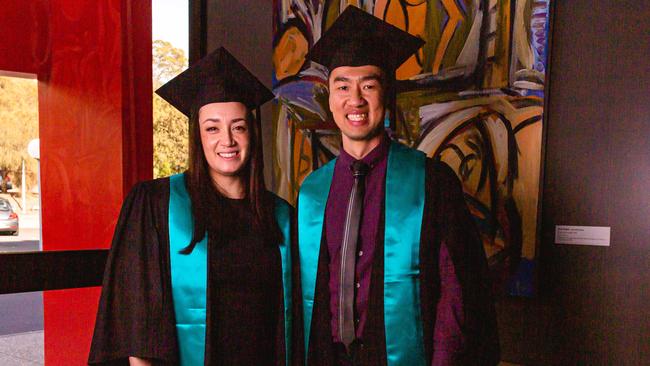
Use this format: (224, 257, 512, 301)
(297, 6, 499, 366)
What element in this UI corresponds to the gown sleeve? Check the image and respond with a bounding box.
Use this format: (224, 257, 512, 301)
(430, 161, 500, 365)
(432, 242, 465, 366)
(88, 180, 178, 365)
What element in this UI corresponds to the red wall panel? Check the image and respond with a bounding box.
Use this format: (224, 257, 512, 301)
(0, 0, 49, 75)
(39, 2, 124, 363)
(39, 0, 152, 363)
(39, 0, 125, 251)
(43, 288, 102, 365)
(121, 0, 154, 189)
(0, 0, 152, 364)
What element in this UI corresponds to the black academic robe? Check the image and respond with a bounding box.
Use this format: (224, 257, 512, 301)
(296, 160, 500, 366)
(88, 177, 296, 366)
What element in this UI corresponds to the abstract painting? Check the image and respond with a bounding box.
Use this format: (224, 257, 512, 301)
(272, 0, 551, 296)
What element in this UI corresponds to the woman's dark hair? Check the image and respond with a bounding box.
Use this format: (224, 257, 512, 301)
(180, 104, 281, 253)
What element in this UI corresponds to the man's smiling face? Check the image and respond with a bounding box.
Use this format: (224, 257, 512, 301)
(328, 65, 386, 146)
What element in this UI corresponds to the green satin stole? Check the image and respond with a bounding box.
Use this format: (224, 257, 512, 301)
(298, 142, 426, 365)
(168, 173, 292, 365)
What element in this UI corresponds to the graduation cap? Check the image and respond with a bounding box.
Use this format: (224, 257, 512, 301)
(155, 47, 274, 117)
(307, 6, 424, 73)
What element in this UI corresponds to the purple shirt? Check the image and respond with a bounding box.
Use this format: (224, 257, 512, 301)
(325, 135, 390, 342)
(324, 135, 465, 364)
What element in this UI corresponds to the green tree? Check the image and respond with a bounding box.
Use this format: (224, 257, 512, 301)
(153, 40, 189, 178)
(0, 76, 39, 189)
(153, 40, 188, 89)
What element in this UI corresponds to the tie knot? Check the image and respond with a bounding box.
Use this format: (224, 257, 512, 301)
(350, 160, 369, 178)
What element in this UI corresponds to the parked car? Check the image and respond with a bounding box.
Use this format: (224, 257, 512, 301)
(0, 198, 18, 235)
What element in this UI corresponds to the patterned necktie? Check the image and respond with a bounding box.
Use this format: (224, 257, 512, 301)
(339, 160, 369, 350)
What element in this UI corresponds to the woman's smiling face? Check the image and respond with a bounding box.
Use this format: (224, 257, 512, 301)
(198, 102, 251, 181)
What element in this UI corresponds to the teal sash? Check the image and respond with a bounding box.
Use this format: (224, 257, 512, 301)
(169, 174, 207, 365)
(169, 173, 292, 365)
(297, 160, 335, 355)
(298, 142, 426, 365)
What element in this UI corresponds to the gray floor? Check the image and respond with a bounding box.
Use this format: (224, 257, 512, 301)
(0, 292, 43, 336)
(1, 201, 44, 364)
(0, 331, 44, 365)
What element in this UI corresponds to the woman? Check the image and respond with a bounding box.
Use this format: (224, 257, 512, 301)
(88, 47, 294, 365)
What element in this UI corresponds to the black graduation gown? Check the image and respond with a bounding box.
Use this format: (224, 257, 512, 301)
(88, 177, 294, 366)
(296, 160, 500, 366)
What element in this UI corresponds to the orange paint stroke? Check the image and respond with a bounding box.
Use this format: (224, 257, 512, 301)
(397, 3, 427, 79)
(383, 1, 427, 79)
(374, 0, 388, 18)
(345, 0, 360, 9)
(273, 26, 309, 81)
(432, 0, 464, 74)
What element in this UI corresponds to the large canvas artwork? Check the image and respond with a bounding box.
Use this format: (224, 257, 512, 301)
(271, 0, 551, 296)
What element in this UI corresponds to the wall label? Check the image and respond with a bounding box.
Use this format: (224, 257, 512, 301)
(555, 225, 611, 246)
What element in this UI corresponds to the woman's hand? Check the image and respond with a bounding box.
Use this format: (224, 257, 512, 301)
(129, 356, 153, 366)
